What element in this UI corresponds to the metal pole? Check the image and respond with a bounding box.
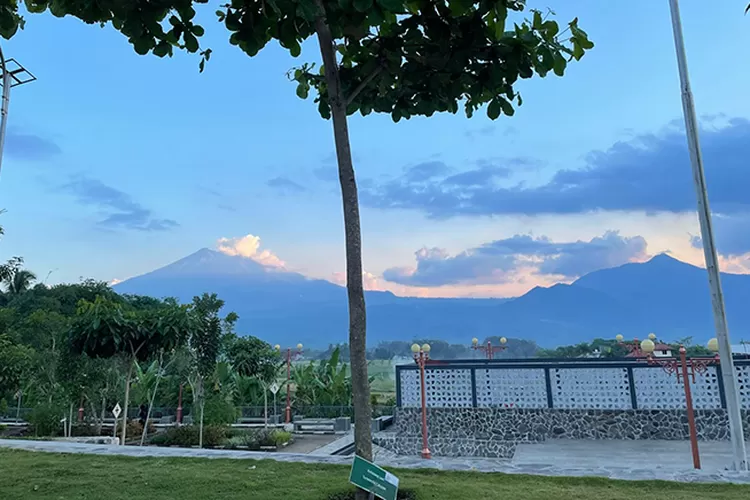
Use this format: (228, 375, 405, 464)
(486, 341, 493, 360)
(285, 348, 292, 424)
(667, 0, 748, 471)
(679, 348, 701, 469)
(418, 352, 431, 459)
(176, 383, 183, 425)
(0, 44, 11, 181)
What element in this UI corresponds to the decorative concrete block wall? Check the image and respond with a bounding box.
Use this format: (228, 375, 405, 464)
(373, 407, 750, 458)
(384, 359, 750, 458)
(397, 359, 750, 411)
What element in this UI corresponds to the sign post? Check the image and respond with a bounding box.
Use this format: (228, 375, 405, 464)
(112, 403, 122, 444)
(269, 383, 279, 423)
(349, 456, 399, 500)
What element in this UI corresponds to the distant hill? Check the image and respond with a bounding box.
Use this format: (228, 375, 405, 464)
(114, 249, 750, 348)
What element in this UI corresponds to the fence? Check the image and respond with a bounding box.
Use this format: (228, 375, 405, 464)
(395, 358, 750, 410)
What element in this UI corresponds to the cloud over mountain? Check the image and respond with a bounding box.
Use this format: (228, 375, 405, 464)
(383, 231, 648, 287)
(216, 234, 285, 269)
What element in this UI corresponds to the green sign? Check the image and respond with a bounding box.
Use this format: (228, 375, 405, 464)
(349, 455, 399, 500)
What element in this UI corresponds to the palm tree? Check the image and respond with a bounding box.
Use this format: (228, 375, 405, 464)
(4, 268, 36, 295)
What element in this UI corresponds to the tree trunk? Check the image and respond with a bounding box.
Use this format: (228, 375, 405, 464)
(140, 366, 163, 446)
(100, 394, 106, 434)
(121, 360, 133, 445)
(314, 0, 373, 472)
(197, 377, 205, 448)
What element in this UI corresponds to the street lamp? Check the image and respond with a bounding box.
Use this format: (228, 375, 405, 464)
(0, 46, 36, 181)
(411, 342, 431, 459)
(640, 337, 720, 469)
(471, 337, 507, 360)
(616, 333, 656, 357)
(666, 0, 747, 471)
(275, 343, 303, 424)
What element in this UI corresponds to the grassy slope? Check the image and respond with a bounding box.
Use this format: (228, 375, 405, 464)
(1, 449, 749, 500)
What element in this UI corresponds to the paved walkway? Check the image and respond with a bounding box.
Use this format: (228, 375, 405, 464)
(2, 439, 750, 484)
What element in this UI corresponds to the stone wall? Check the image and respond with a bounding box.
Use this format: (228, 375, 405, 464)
(373, 407, 750, 458)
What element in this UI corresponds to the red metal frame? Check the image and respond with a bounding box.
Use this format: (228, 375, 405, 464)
(471, 340, 507, 360)
(413, 348, 432, 459)
(642, 346, 719, 470)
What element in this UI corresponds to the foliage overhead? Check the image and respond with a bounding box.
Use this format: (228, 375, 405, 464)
(3, 1, 593, 121)
(226, 335, 280, 383)
(70, 295, 194, 361)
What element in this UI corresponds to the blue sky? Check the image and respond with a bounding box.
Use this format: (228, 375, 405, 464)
(2, 1, 750, 297)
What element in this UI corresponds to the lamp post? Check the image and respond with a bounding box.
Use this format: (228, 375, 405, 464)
(616, 333, 656, 357)
(176, 383, 184, 425)
(411, 343, 431, 459)
(471, 337, 507, 360)
(0, 46, 35, 181)
(275, 343, 303, 424)
(640, 337, 720, 470)
(666, 0, 747, 471)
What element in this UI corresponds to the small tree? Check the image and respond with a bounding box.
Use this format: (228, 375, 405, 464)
(189, 293, 225, 448)
(70, 296, 192, 443)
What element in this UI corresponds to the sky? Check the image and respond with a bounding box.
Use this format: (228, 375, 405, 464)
(2, 1, 750, 298)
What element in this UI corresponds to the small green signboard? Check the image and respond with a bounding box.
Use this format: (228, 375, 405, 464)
(349, 455, 399, 500)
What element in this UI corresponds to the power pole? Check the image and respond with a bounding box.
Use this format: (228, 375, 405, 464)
(667, 0, 747, 471)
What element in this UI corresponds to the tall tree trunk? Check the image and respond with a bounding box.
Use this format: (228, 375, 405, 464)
(314, 0, 373, 473)
(140, 367, 162, 446)
(121, 360, 133, 445)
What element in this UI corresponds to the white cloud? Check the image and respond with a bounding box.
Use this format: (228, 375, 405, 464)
(216, 234, 286, 269)
(109, 278, 123, 286)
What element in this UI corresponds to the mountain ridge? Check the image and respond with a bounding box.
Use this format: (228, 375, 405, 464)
(114, 250, 750, 348)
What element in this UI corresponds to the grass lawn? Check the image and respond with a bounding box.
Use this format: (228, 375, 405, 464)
(1, 448, 748, 500)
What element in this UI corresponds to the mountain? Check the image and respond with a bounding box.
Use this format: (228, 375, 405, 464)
(114, 250, 750, 348)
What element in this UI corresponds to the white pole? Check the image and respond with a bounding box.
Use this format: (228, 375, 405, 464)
(667, 0, 747, 471)
(0, 44, 11, 181)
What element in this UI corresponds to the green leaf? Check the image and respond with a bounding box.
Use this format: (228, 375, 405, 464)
(24, 0, 47, 14)
(296, 83, 309, 99)
(192, 25, 205, 37)
(289, 42, 301, 57)
(499, 97, 514, 116)
(184, 32, 199, 53)
(532, 10, 543, 30)
(487, 99, 501, 120)
(376, 0, 404, 12)
(153, 41, 171, 58)
(353, 0, 373, 13)
(553, 53, 567, 76)
(318, 100, 331, 119)
(542, 20, 558, 38)
(572, 41, 584, 61)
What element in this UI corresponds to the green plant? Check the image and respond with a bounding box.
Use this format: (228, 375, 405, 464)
(27, 403, 63, 437)
(201, 394, 237, 425)
(150, 424, 227, 448)
(117, 420, 156, 440)
(0, 397, 8, 416)
(201, 424, 228, 448)
(272, 430, 292, 447)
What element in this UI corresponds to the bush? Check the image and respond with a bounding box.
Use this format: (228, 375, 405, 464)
(116, 420, 156, 440)
(327, 489, 418, 500)
(0, 398, 8, 417)
(201, 396, 237, 426)
(149, 425, 227, 448)
(28, 403, 64, 437)
(70, 423, 99, 437)
(272, 430, 291, 447)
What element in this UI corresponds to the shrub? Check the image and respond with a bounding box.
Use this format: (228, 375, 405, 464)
(0, 398, 8, 417)
(149, 425, 227, 448)
(327, 489, 418, 500)
(201, 396, 237, 426)
(272, 430, 291, 447)
(116, 420, 156, 440)
(70, 423, 99, 437)
(28, 403, 64, 437)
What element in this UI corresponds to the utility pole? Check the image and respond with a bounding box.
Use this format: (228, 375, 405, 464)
(667, 0, 747, 471)
(0, 44, 36, 182)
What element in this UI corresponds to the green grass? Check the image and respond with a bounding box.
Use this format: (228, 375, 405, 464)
(0, 449, 748, 500)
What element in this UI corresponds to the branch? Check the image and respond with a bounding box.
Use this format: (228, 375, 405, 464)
(345, 65, 383, 107)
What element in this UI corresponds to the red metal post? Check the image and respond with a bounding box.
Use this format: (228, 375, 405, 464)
(418, 351, 431, 459)
(78, 406, 84, 422)
(176, 383, 184, 424)
(285, 348, 292, 424)
(679, 347, 702, 469)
